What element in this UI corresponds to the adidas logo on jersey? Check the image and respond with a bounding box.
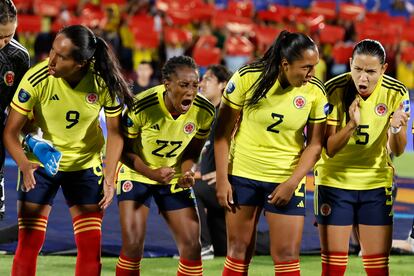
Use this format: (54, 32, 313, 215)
(151, 124, 160, 130)
(296, 201, 304, 208)
(49, 94, 60, 100)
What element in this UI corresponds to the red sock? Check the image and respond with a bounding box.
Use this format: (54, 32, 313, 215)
(274, 259, 300, 275)
(116, 252, 141, 275)
(222, 256, 249, 276)
(321, 251, 348, 276)
(12, 215, 48, 276)
(362, 254, 389, 276)
(73, 212, 103, 276)
(177, 257, 203, 276)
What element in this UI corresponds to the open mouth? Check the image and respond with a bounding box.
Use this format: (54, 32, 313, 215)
(180, 99, 192, 112)
(358, 84, 368, 94)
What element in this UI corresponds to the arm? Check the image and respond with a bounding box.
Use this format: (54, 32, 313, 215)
(388, 106, 409, 156)
(3, 109, 38, 191)
(268, 121, 325, 206)
(177, 137, 205, 188)
(214, 103, 240, 211)
(326, 98, 360, 157)
(121, 137, 175, 184)
(99, 115, 123, 209)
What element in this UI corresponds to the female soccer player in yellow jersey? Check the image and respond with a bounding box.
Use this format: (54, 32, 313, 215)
(115, 56, 215, 276)
(4, 25, 133, 276)
(314, 39, 410, 276)
(214, 30, 327, 275)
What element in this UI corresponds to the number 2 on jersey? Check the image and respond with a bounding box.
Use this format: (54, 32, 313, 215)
(267, 113, 284, 133)
(66, 111, 80, 129)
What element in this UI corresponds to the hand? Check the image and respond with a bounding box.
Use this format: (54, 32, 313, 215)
(177, 170, 195, 188)
(99, 179, 115, 210)
(149, 167, 175, 184)
(216, 177, 234, 212)
(348, 98, 360, 128)
(20, 161, 40, 192)
(25, 134, 62, 177)
(267, 181, 297, 207)
(201, 171, 216, 185)
(391, 104, 409, 128)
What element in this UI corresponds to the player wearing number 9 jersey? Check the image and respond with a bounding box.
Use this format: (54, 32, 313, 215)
(115, 56, 214, 276)
(4, 25, 133, 276)
(314, 39, 410, 276)
(214, 30, 327, 275)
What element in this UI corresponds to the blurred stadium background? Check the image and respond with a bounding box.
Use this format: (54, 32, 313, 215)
(1, 0, 414, 268)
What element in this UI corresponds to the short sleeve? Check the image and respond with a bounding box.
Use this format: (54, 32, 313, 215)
(326, 90, 342, 126)
(102, 88, 122, 117)
(308, 85, 328, 124)
(221, 71, 247, 110)
(195, 111, 215, 139)
(10, 75, 38, 116)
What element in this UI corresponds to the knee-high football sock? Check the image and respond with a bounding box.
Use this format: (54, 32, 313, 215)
(73, 212, 103, 276)
(222, 256, 249, 276)
(362, 254, 389, 276)
(177, 257, 203, 276)
(321, 251, 348, 276)
(12, 215, 48, 276)
(116, 252, 141, 275)
(274, 259, 300, 275)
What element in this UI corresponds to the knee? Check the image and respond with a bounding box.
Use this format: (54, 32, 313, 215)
(227, 239, 251, 259)
(272, 244, 300, 262)
(178, 237, 201, 255)
(122, 234, 145, 256)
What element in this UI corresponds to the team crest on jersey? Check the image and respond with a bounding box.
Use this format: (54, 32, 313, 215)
(320, 203, 331, 216)
(183, 122, 195, 134)
(86, 93, 98, 104)
(4, 71, 14, 86)
(122, 181, 133, 193)
(293, 96, 306, 109)
(18, 89, 31, 103)
(226, 81, 236, 94)
(375, 103, 387, 116)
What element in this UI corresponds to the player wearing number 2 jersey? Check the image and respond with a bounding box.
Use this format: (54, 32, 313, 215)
(314, 39, 410, 276)
(4, 25, 133, 276)
(115, 56, 214, 276)
(214, 30, 327, 275)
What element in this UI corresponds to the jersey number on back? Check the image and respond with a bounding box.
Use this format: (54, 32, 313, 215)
(66, 111, 80, 129)
(266, 113, 284, 133)
(152, 140, 183, 157)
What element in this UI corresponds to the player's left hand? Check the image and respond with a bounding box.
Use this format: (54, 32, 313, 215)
(177, 170, 195, 188)
(391, 103, 409, 129)
(201, 171, 216, 185)
(267, 181, 297, 206)
(99, 180, 115, 210)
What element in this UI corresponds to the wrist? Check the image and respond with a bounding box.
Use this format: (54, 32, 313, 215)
(390, 125, 402, 134)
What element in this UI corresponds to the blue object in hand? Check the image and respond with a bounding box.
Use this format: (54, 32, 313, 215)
(25, 134, 62, 176)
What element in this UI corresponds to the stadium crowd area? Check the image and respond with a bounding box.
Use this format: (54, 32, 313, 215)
(13, 0, 414, 90)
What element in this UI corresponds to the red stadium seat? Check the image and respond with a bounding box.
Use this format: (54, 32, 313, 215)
(401, 47, 414, 63)
(195, 35, 218, 49)
(311, 1, 336, 20)
(33, 0, 61, 17)
(17, 15, 42, 33)
(212, 10, 254, 33)
(401, 29, 414, 43)
(13, 0, 33, 12)
(224, 35, 254, 56)
(228, 0, 254, 18)
(193, 46, 221, 67)
(101, 0, 127, 5)
(332, 43, 354, 64)
(338, 3, 364, 21)
(254, 25, 281, 53)
(319, 24, 345, 44)
(163, 27, 192, 45)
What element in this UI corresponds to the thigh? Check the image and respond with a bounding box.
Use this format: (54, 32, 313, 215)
(162, 206, 200, 242)
(318, 224, 353, 252)
(229, 175, 264, 207)
(118, 200, 150, 244)
(117, 180, 153, 208)
(18, 167, 60, 206)
(17, 200, 52, 217)
(263, 182, 306, 216)
(61, 166, 103, 207)
(356, 187, 393, 225)
(315, 185, 356, 226)
(358, 225, 392, 255)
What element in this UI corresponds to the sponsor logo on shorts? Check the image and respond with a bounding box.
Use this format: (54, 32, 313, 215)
(183, 122, 195, 134)
(375, 103, 387, 116)
(122, 181, 133, 193)
(4, 71, 14, 86)
(293, 96, 306, 109)
(320, 203, 331, 216)
(86, 93, 98, 104)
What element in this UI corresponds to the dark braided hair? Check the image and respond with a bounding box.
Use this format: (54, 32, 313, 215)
(58, 25, 133, 108)
(0, 0, 17, 25)
(246, 30, 317, 108)
(161, 55, 198, 81)
(344, 39, 386, 122)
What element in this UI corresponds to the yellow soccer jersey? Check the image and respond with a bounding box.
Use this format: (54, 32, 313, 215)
(222, 65, 327, 183)
(11, 60, 122, 171)
(117, 85, 215, 185)
(315, 73, 410, 190)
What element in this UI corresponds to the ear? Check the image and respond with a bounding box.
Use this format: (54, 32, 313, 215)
(381, 63, 388, 74)
(218, 81, 226, 93)
(281, 58, 289, 71)
(349, 57, 353, 68)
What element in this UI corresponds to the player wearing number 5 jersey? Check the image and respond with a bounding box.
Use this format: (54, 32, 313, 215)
(4, 25, 133, 276)
(115, 56, 214, 276)
(214, 30, 327, 275)
(314, 39, 410, 276)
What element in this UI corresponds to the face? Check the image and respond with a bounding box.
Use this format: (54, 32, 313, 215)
(281, 48, 319, 87)
(48, 33, 83, 79)
(164, 66, 199, 114)
(136, 63, 153, 79)
(0, 21, 16, 50)
(199, 69, 225, 103)
(350, 54, 387, 96)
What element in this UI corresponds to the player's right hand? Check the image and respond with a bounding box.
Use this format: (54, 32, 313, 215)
(216, 178, 234, 212)
(348, 98, 360, 128)
(20, 161, 40, 192)
(149, 167, 175, 184)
